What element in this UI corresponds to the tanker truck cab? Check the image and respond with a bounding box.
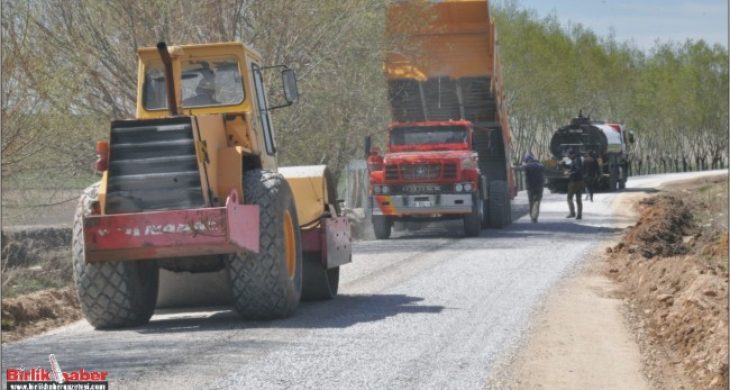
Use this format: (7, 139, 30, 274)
(368, 120, 486, 238)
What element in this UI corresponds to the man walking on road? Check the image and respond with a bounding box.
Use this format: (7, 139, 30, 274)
(583, 151, 599, 202)
(515, 152, 545, 223)
(564, 149, 585, 220)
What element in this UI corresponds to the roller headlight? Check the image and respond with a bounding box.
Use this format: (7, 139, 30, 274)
(464, 183, 473, 192)
(455, 183, 464, 192)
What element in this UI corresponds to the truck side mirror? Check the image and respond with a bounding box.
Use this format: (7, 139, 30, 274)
(364, 135, 372, 159)
(628, 130, 635, 144)
(282, 69, 299, 105)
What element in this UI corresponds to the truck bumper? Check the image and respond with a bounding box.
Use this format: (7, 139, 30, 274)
(83, 198, 259, 263)
(370, 193, 474, 216)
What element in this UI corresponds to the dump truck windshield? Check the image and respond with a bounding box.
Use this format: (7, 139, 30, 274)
(143, 58, 245, 110)
(390, 126, 467, 146)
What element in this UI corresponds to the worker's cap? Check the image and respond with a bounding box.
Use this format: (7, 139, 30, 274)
(523, 152, 536, 163)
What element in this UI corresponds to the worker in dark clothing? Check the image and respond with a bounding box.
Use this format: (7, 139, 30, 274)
(583, 151, 599, 202)
(516, 152, 545, 223)
(564, 149, 585, 219)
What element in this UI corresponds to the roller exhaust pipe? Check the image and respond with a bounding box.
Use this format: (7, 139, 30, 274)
(156, 42, 179, 116)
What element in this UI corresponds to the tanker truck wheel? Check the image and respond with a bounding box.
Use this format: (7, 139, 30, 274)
(488, 180, 510, 228)
(226, 170, 302, 319)
(72, 183, 159, 329)
(372, 216, 392, 239)
(302, 253, 340, 301)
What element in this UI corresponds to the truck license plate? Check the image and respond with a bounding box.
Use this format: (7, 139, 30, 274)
(403, 184, 441, 193)
(414, 200, 432, 208)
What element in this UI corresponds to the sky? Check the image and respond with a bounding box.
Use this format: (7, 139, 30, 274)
(496, 0, 728, 51)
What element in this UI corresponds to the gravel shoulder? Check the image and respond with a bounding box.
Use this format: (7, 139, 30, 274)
(487, 170, 727, 390)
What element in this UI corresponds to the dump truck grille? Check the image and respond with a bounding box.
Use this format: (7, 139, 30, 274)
(443, 163, 457, 179)
(106, 117, 205, 214)
(401, 163, 440, 180)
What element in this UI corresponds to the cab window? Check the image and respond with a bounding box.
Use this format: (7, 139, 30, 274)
(142, 57, 245, 110)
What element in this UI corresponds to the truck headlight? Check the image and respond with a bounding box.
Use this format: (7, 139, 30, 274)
(464, 183, 473, 192)
(373, 185, 382, 194)
(455, 183, 464, 192)
(382, 185, 390, 194)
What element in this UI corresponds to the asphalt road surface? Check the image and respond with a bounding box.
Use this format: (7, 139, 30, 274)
(2, 171, 725, 389)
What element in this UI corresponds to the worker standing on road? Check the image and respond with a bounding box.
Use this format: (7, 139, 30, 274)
(583, 151, 599, 202)
(564, 149, 585, 219)
(514, 152, 545, 223)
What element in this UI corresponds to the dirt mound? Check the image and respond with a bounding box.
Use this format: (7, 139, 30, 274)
(610, 195, 693, 258)
(611, 253, 728, 389)
(608, 179, 729, 390)
(1, 288, 82, 343)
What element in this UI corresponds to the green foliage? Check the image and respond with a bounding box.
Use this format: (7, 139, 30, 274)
(493, 4, 728, 173)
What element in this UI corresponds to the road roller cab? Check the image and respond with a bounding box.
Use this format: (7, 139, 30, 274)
(74, 42, 351, 329)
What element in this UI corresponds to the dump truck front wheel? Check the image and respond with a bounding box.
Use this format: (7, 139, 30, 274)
(72, 183, 159, 329)
(463, 198, 483, 237)
(226, 170, 302, 319)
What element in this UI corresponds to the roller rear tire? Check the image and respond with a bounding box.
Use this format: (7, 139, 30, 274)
(372, 216, 392, 239)
(302, 253, 340, 300)
(226, 170, 302, 320)
(72, 183, 159, 329)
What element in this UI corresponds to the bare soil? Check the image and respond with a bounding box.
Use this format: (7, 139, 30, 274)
(1, 288, 82, 343)
(487, 259, 652, 390)
(607, 175, 728, 389)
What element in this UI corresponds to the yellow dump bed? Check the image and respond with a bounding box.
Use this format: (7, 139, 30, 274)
(386, 0, 496, 80)
(385, 0, 515, 193)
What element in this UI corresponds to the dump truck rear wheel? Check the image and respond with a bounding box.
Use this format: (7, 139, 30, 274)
(301, 253, 340, 300)
(226, 170, 302, 319)
(488, 180, 510, 228)
(72, 183, 159, 329)
(372, 216, 392, 239)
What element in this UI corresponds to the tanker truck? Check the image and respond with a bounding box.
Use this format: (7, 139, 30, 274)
(544, 112, 634, 192)
(365, 0, 516, 239)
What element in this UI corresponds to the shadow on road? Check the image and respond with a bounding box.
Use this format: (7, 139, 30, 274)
(134, 294, 444, 335)
(355, 197, 530, 247)
(499, 220, 627, 236)
(616, 187, 660, 193)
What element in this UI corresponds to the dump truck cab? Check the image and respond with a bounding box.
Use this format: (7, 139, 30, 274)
(74, 42, 350, 329)
(369, 121, 483, 231)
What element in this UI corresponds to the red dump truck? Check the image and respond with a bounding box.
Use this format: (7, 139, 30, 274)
(366, 0, 516, 239)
